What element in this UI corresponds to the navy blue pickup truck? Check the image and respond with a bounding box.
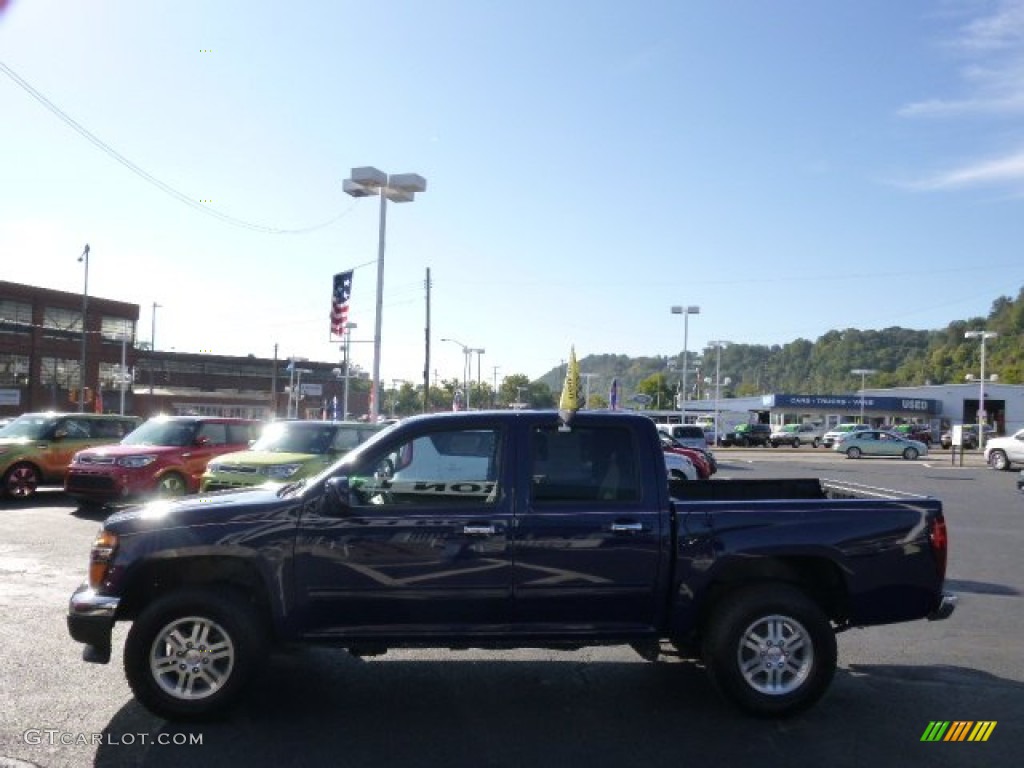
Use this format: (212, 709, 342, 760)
(68, 409, 955, 721)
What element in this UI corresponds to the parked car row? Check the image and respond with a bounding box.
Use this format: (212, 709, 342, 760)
(0, 411, 388, 504)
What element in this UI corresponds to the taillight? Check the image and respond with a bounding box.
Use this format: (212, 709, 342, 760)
(929, 516, 948, 580)
(88, 529, 119, 588)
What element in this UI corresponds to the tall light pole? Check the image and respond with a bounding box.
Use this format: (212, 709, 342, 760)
(344, 166, 427, 422)
(471, 348, 485, 407)
(342, 321, 357, 420)
(77, 244, 90, 412)
(580, 372, 599, 409)
(670, 305, 700, 422)
(965, 330, 998, 449)
(149, 302, 161, 396)
(850, 368, 877, 425)
(441, 337, 472, 409)
(708, 340, 731, 445)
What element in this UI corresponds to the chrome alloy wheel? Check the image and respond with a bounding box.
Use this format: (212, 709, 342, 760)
(736, 614, 814, 696)
(149, 616, 236, 701)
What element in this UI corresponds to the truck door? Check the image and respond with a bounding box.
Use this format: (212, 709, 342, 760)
(292, 420, 513, 635)
(512, 421, 665, 632)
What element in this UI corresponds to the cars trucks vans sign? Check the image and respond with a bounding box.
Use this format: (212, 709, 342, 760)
(764, 394, 939, 414)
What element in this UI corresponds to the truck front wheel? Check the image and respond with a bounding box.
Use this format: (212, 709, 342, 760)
(124, 588, 266, 721)
(702, 584, 836, 717)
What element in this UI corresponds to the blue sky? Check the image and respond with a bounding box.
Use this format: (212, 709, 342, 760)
(3, 0, 1023, 392)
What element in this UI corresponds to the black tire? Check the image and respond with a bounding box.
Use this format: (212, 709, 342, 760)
(155, 472, 188, 497)
(124, 588, 266, 721)
(902, 447, 919, 461)
(988, 450, 1010, 471)
(812, 439, 821, 449)
(792, 438, 801, 449)
(3, 462, 41, 499)
(702, 584, 837, 717)
(846, 446, 861, 459)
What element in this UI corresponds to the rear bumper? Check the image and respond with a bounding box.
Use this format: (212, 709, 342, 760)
(67, 583, 120, 663)
(927, 592, 957, 621)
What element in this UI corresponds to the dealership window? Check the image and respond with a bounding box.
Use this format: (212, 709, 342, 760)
(100, 315, 135, 342)
(40, 357, 80, 388)
(0, 354, 30, 386)
(0, 299, 32, 330)
(42, 306, 83, 341)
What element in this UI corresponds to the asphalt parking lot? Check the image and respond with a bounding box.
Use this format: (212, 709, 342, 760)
(0, 448, 1021, 768)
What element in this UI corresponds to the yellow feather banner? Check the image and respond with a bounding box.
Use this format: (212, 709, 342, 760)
(558, 345, 582, 425)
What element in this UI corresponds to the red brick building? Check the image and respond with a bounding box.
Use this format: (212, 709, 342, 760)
(0, 281, 368, 420)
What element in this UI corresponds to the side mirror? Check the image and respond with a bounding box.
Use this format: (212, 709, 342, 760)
(195, 435, 211, 447)
(324, 476, 353, 514)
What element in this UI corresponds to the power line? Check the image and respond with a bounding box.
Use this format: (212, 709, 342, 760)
(1, 60, 353, 235)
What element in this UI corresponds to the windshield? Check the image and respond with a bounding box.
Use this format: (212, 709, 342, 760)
(278, 421, 397, 497)
(122, 419, 197, 447)
(252, 423, 339, 454)
(0, 414, 56, 440)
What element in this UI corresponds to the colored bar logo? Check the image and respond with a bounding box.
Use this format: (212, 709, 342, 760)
(921, 721, 997, 742)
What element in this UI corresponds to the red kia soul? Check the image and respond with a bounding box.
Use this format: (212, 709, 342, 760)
(64, 415, 261, 508)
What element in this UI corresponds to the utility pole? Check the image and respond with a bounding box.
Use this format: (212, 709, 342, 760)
(423, 268, 431, 413)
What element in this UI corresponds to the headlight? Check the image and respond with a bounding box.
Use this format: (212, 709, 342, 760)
(263, 463, 303, 479)
(116, 455, 157, 468)
(88, 529, 119, 588)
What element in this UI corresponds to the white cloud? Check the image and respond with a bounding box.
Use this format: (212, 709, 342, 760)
(911, 149, 1024, 189)
(900, 0, 1024, 117)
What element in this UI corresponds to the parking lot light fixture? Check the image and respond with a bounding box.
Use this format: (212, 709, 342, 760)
(441, 337, 472, 409)
(77, 244, 90, 412)
(344, 167, 427, 422)
(670, 305, 700, 423)
(851, 368, 877, 425)
(965, 331, 998, 449)
(708, 340, 731, 444)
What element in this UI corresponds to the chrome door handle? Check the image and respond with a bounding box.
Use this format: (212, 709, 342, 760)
(610, 522, 644, 534)
(463, 524, 496, 536)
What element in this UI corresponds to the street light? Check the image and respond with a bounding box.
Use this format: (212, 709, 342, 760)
(580, 372, 600, 409)
(471, 348, 485, 406)
(342, 321, 357, 420)
(850, 368, 878, 425)
(965, 330, 998, 449)
(441, 337, 472, 409)
(149, 301, 161, 396)
(77, 244, 90, 412)
(344, 166, 427, 422)
(670, 305, 700, 422)
(707, 340, 731, 445)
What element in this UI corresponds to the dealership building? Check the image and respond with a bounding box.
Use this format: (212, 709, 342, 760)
(674, 383, 1024, 436)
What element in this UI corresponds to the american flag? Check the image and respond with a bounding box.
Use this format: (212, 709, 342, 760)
(330, 270, 353, 336)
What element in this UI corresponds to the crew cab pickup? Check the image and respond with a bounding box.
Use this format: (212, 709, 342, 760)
(67, 410, 955, 722)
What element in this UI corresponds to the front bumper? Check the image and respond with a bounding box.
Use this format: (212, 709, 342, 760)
(67, 583, 120, 663)
(927, 592, 957, 621)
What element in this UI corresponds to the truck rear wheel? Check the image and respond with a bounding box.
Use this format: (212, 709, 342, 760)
(124, 588, 266, 721)
(702, 584, 836, 717)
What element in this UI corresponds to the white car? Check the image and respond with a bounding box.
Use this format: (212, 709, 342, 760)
(821, 423, 871, 448)
(984, 429, 1024, 471)
(664, 452, 697, 481)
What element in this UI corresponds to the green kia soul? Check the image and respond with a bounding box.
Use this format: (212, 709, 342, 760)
(199, 419, 388, 492)
(0, 412, 141, 499)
